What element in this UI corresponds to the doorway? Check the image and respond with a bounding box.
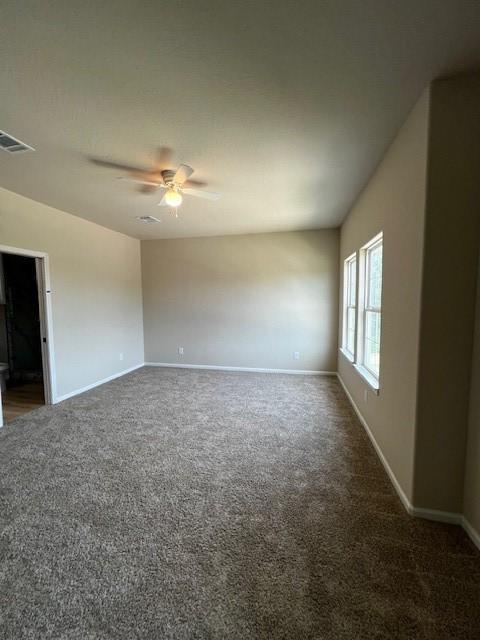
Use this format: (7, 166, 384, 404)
(0, 248, 54, 425)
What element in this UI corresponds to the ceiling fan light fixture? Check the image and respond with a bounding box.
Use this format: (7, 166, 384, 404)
(165, 188, 183, 208)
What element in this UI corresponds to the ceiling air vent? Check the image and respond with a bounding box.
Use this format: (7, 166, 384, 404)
(136, 215, 161, 224)
(0, 130, 35, 153)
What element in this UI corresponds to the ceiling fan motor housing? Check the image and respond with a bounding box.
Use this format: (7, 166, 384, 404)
(161, 169, 176, 186)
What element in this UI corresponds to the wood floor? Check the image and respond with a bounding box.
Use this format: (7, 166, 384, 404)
(2, 381, 44, 424)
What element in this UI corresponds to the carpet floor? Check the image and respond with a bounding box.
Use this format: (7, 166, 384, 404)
(0, 367, 479, 639)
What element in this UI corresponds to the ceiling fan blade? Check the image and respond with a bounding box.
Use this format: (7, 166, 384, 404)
(173, 164, 194, 185)
(183, 178, 207, 188)
(140, 184, 162, 194)
(117, 176, 164, 187)
(90, 158, 148, 173)
(182, 188, 221, 201)
(155, 146, 174, 171)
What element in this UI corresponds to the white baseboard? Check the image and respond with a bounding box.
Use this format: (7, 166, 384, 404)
(409, 506, 462, 525)
(337, 373, 480, 552)
(462, 516, 480, 551)
(336, 373, 412, 513)
(54, 363, 144, 403)
(145, 362, 336, 375)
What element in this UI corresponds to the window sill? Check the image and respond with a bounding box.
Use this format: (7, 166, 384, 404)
(339, 348, 380, 394)
(339, 347, 354, 363)
(353, 364, 380, 394)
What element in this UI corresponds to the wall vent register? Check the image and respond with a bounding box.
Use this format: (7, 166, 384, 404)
(0, 131, 35, 153)
(135, 215, 161, 224)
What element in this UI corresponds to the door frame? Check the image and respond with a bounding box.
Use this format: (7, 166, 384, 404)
(0, 244, 56, 425)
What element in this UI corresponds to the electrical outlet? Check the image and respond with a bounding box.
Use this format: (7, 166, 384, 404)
(294, 351, 300, 360)
(178, 347, 184, 356)
(119, 353, 124, 361)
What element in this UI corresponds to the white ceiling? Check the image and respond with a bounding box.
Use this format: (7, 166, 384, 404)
(1, 1, 480, 240)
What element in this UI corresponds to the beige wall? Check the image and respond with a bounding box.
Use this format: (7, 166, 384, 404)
(338, 89, 430, 502)
(413, 75, 480, 512)
(0, 187, 144, 399)
(464, 255, 480, 534)
(142, 230, 339, 372)
(339, 75, 480, 520)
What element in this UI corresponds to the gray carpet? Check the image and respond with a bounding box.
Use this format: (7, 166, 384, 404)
(0, 367, 479, 639)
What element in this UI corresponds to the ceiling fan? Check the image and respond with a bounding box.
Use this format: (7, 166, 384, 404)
(91, 147, 220, 208)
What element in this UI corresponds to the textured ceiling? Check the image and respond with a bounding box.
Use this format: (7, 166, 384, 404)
(1, 0, 480, 239)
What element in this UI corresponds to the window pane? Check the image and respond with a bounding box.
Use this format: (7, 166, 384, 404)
(368, 243, 382, 309)
(343, 255, 357, 355)
(364, 310, 381, 376)
(347, 307, 355, 354)
(348, 259, 356, 306)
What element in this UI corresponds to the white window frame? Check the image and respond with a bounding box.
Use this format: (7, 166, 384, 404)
(339, 233, 383, 393)
(355, 232, 383, 391)
(341, 252, 357, 362)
